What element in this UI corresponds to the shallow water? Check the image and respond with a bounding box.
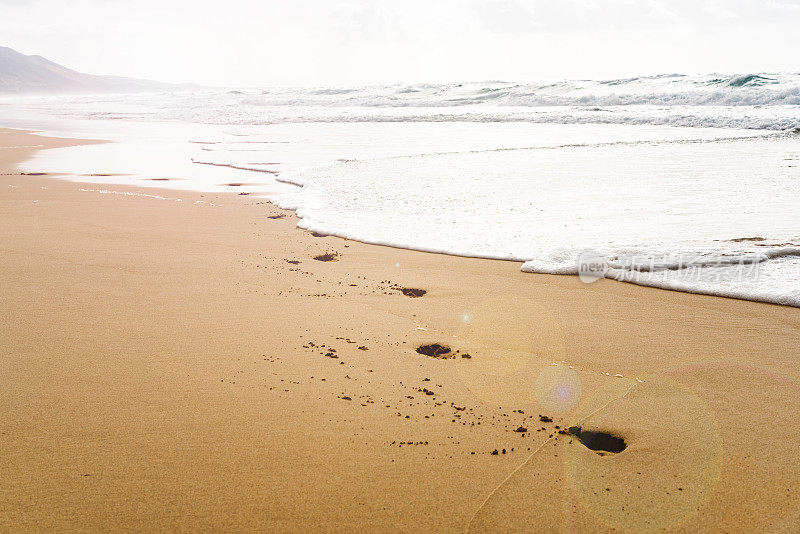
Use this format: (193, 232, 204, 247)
(2, 76, 799, 306)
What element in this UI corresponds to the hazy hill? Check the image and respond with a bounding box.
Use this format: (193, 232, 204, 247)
(0, 46, 195, 93)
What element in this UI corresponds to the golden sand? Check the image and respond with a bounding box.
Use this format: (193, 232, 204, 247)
(1, 128, 799, 532)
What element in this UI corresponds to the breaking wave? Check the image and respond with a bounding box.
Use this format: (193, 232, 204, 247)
(7, 72, 799, 131)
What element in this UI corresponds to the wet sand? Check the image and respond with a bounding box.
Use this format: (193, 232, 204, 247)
(1, 127, 799, 532)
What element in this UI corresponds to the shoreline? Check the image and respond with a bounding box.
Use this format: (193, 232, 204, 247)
(2, 127, 800, 532)
(16, 119, 799, 311)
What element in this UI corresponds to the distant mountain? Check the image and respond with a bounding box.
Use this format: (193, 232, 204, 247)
(0, 46, 196, 93)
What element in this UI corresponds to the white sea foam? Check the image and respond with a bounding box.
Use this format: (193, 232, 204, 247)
(604, 251, 800, 307)
(272, 134, 800, 307)
(2, 72, 799, 307)
(2, 73, 800, 131)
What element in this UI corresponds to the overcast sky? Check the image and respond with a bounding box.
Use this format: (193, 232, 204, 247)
(3, 0, 800, 86)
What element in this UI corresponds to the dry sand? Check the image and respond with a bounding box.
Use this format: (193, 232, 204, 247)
(1, 127, 799, 532)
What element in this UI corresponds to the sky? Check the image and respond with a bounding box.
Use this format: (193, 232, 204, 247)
(2, 0, 800, 86)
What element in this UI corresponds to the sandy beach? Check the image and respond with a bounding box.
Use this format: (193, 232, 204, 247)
(2, 127, 799, 532)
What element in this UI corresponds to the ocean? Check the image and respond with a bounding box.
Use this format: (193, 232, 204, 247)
(2, 73, 799, 306)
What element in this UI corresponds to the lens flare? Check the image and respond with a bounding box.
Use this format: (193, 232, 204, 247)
(455, 299, 569, 408)
(535, 365, 582, 412)
(565, 373, 722, 532)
